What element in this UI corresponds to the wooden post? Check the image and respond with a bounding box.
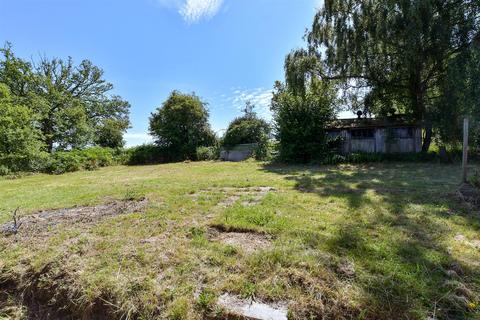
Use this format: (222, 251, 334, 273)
(462, 117, 469, 183)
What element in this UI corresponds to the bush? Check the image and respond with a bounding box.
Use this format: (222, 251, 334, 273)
(0, 165, 10, 176)
(196, 146, 218, 161)
(223, 116, 270, 149)
(47, 152, 83, 174)
(251, 135, 271, 161)
(124, 144, 172, 165)
(222, 103, 271, 161)
(319, 152, 439, 165)
(0, 152, 50, 173)
(79, 147, 115, 168)
(470, 170, 480, 188)
(46, 147, 117, 174)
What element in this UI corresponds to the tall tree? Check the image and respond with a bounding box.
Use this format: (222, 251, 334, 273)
(149, 91, 216, 160)
(0, 83, 44, 171)
(271, 79, 337, 163)
(302, 0, 480, 151)
(0, 44, 130, 152)
(223, 101, 270, 148)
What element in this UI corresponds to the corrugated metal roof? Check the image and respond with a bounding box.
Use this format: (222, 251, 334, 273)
(326, 115, 421, 130)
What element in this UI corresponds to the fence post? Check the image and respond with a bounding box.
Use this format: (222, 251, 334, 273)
(462, 117, 469, 183)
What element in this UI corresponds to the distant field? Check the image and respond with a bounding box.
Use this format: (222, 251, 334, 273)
(0, 162, 479, 319)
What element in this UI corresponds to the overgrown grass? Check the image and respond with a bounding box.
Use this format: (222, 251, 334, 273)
(0, 162, 479, 319)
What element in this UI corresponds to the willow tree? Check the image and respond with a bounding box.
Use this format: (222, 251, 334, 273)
(301, 0, 480, 151)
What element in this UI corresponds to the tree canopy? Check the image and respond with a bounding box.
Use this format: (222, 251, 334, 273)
(271, 79, 337, 163)
(287, 0, 480, 151)
(149, 91, 216, 160)
(0, 83, 44, 171)
(222, 101, 270, 148)
(0, 44, 130, 152)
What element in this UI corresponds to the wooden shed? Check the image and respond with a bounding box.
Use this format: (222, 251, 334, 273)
(326, 116, 422, 154)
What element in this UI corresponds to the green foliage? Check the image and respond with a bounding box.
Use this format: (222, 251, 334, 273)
(320, 152, 439, 165)
(0, 165, 10, 176)
(124, 144, 172, 165)
(303, 0, 480, 151)
(0, 44, 130, 153)
(94, 118, 129, 149)
(0, 83, 46, 172)
(195, 289, 216, 311)
(432, 44, 480, 147)
(46, 147, 117, 174)
(222, 102, 270, 148)
(149, 91, 216, 160)
(196, 146, 218, 161)
(470, 170, 480, 189)
(47, 152, 83, 174)
(271, 80, 337, 163)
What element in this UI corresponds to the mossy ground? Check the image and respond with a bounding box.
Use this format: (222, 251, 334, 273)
(0, 161, 479, 319)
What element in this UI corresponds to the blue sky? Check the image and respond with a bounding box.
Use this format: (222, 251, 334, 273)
(0, 0, 343, 146)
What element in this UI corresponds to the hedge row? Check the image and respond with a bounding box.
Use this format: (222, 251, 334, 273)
(0, 144, 453, 177)
(0, 147, 123, 176)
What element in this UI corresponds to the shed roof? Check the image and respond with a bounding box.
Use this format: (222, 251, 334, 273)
(326, 115, 420, 130)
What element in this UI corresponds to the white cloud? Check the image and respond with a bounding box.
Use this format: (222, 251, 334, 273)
(179, 0, 223, 23)
(156, 0, 224, 23)
(225, 87, 273, 120)
(124, 133, 154, 147)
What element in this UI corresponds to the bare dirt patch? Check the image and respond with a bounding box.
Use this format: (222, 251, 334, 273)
(208, 227, 272, 253)
(1, 198, 148, 237)
(218, 293, 288, 320)
(192, 187, 276, 208)
(454, 234, 480, 250)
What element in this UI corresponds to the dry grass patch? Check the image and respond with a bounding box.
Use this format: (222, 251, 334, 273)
(1, 198, 148, 238)
(207, 227, 272, 254)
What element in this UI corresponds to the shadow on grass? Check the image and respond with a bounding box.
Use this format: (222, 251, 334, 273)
(260, 162, 480, 319)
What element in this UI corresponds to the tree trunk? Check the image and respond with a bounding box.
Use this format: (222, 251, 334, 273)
(42, 117, 55, 153)
(422, 124, 432, 152)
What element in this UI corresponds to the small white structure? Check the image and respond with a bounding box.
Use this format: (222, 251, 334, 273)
(220, 143, 258, 162)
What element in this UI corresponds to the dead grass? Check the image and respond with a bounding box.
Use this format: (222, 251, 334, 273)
(207, 227, 272, 254)
(0, 161, 479, 319)
(1, 198, 148, 238)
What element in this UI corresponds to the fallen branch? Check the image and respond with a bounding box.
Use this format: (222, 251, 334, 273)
(11, 207, 22, 234)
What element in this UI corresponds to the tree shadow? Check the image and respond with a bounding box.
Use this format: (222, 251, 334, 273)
(260, 162, 480, 319)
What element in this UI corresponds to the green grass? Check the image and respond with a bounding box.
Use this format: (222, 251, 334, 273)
(0, 161, 479, 319)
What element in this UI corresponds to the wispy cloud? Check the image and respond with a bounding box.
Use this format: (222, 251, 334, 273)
(219, 87, 273, 120)
(180, 0, 223, 23)
(156, 0, 224, 24)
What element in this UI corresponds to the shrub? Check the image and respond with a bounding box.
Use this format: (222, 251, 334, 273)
(46, 147, 117, 174)
(222, 102, 271, 161)
(251, 135, 271, 161)
(79, 147, 115, 168)
(125, 144, 172, 165)
(196, 146, 218, 161)
(470, 170, 480, 188)
(47, 152, 83, 174)
(223, 110, 270, 147)
(0, 165, 10, 176)
(319, 152, 439, 165)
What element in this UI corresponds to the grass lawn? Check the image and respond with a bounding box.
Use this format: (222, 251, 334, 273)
(0, 161, 479, 319)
